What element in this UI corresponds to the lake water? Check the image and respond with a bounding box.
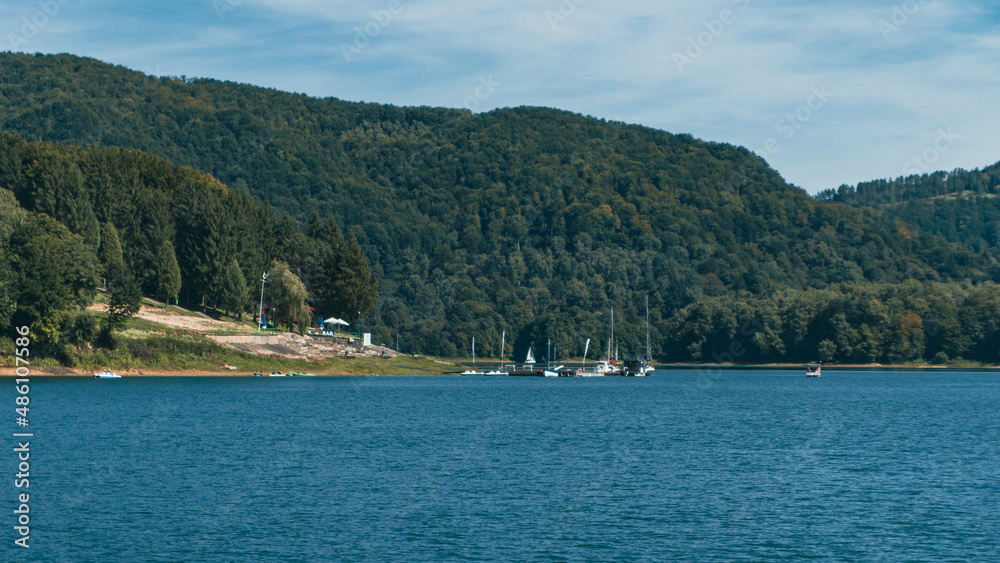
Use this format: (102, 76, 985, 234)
(3, 371, 999, 561)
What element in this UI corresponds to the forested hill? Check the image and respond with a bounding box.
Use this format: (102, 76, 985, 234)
(1, 52, 995, 362)
(816, 164, 1000, 258)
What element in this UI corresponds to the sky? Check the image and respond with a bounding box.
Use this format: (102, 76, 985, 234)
(2, 0, 999, 193)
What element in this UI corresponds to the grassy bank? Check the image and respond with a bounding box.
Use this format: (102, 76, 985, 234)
(1, 313, 461, 376)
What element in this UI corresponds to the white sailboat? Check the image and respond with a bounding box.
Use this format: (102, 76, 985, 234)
(542, 339, 562, 376)
(461, 336, 484, 375)
(642, 295, 655, 376)
(462, 334, 508, 376)
(577, 309, 621, 377)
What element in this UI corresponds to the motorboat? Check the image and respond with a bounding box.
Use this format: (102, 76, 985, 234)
(93, 369, 121, 379)
(576, 359, 619, 377)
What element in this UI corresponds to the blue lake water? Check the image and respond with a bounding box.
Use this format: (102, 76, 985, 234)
(3, 371, 1000, 561)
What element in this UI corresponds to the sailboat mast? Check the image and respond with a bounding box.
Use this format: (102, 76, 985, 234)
(500, 331, 505, 371)
(472, 336, 476, 367)
(609, 306, 615, 362)
(645, 295, 651, 361)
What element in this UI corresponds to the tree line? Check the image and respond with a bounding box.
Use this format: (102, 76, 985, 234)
(664, 281, 1000, 365)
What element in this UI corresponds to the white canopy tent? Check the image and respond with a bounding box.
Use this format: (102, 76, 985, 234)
(323, 317, 350, 326)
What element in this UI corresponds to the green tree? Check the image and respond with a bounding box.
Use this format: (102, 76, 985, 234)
(268, 261, 310, 334)
(8, 212, 100, 332)
(20, 149, 100, 250)
(221, 259, 249, 318)
(98, 222, 125, 286)
(105, 268, 142, 333)
(311, 221, 378, 321)
(155, 240, 182, 307)
(817, 339, 837, 363)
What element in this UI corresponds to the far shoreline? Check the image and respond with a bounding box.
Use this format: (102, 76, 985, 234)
(3, 364, 1000, 377)
(657, 364, 1000, 372)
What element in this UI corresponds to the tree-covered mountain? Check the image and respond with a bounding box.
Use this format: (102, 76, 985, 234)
(817, 163, 1000, 258)
(2, 52, 998, 363)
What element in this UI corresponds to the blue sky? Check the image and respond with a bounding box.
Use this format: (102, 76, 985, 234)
(2, 0, 999, 193)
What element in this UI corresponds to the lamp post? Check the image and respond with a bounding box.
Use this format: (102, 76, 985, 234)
(257, 272, 268, 332)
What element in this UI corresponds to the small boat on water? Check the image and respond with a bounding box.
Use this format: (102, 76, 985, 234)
(806, 363, 822, 377)
(93, 369, 121, 379)
(622, 358, 652, 377)
(576, 359, 618, 377)
(268, 371, 286, 377)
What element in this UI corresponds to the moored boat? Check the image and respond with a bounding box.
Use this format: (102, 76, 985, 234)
(622, 358, 651, 377)
(576, 359, 619, 377)
(93, 369, 121, 379)
(508, 347, 543, 376)
(542, 365, 563, 377)
(461, 369, 506, 376)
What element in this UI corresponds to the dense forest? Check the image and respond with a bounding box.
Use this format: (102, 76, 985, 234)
(2, 52, 1000, 364)
(0, 132, 376, 358)
(817, 164, 1000, 257)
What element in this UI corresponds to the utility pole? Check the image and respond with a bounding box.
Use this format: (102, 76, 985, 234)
(257, 272, 268, 332)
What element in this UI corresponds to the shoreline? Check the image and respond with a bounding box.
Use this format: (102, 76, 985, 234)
(3, 363, 999, 377)
(0, 367, 365, 377)
(656, 364, 1000, 372)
